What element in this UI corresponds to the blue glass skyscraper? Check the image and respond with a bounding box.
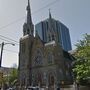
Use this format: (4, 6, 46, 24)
(35, 12, 72, 51)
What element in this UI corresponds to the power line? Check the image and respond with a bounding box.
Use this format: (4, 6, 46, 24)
(0, 16, 25, 31)
(0, 0, 60, 44)
(0, 0, 60, 31)
(0, 34, 19, 44)
(3, 49, 18, 54)
(32, 0, 60, 14)
(0, 37, 19, 45)
(0, 38, 15, 44)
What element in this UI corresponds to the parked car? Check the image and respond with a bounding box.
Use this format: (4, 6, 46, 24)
(27, 86, 39, 90)
(7, 88, 13, 90)
(7, 87, 15, 90)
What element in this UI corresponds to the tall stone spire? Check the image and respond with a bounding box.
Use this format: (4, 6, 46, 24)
(48, 10, 56, 41)
(26, 0, 32, 24)
(23, 0, 34, 36)
(48, 9, 53, 31)
(49, 9, 52, 20)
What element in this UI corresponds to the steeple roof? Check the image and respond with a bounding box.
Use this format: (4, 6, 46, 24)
(23, 0, 34, 36)
(48, 9, 53, 32)
(49, 9, 52, 20)
(26, 0, 32, 24)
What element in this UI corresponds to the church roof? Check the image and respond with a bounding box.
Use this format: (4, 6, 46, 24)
(63, 50, 75, 61)
(45, 40, 56, 46)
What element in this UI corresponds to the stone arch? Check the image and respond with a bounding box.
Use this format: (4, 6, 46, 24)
(47, 52, 54, 64)
(37, 72, 43, 86)
(34, 48, 43, 66)
(48, 72, 55, 86)
(33, 71, 43, 86)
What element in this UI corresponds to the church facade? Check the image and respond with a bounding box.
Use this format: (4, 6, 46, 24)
(19, 0, 73, 89)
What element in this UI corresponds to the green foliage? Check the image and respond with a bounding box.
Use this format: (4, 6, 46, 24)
(9, 68, 18, 85)
(73, 34, 90, 84)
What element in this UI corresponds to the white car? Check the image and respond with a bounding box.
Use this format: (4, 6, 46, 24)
(27, 86, 39, 90)
(7, 88, 13, 90)
(7, 88, 15, 90)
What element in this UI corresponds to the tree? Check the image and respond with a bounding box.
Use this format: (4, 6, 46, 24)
(73, 34, 90, 85)
(2, 67, 18, 88)
(9, 68, 18, 86)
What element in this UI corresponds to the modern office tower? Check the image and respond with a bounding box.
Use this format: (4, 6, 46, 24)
(35, 12, 72, 51)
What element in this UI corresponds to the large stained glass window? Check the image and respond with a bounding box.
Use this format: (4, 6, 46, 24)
(34, 49, 43, 66)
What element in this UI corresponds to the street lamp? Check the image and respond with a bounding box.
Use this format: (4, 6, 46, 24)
(0, 42, 15, 67)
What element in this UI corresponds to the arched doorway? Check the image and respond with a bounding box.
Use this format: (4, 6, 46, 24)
(48, 73, 55, 90)
(37, 73, 42, 87)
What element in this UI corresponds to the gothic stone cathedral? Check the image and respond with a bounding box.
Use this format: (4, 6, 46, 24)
(19, 0, 73, 89)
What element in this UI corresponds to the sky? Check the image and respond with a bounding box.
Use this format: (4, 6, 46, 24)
(0, 0, 90, 67)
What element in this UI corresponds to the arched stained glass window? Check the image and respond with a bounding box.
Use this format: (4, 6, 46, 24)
(47, 52, 54, 64)
(34, 49, 43, 66)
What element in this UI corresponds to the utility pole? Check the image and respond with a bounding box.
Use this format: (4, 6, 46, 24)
(0, 42, 15, 67)
(0, 42, 4, 67)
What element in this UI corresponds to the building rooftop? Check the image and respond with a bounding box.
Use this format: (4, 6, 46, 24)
(45, 40, 56, 46)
